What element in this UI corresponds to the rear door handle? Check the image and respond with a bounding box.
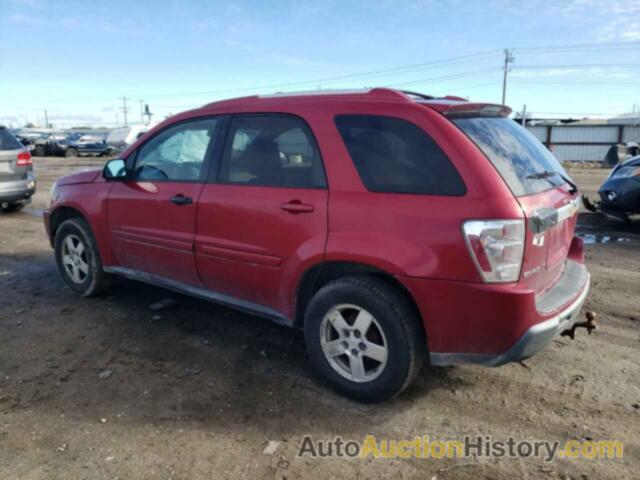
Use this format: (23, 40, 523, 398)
(170, 194, 193, 206)
(280, 200, 314, 214)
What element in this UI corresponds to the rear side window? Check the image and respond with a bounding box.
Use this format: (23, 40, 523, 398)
(219, 115, 326, 188)
(335, 115, 465, 195)
(453, 117, 568, 196)
(0, 129, 23, 150)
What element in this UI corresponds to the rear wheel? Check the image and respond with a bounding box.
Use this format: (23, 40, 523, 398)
(65, 148, 78, 158)
(54, 218, 112, 296)
(304, 276, 426, 402)
(0, 202, 25, 213)
(33, 145, 46, 157)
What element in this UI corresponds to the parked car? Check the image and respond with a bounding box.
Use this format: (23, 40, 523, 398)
(62, 133, 115, 158)
(32, 133, 69, 157)
(0, 126, 36, 212)
(583, 155, 640, 220)
(44, 89, 590, 401)
(15, 133, 37, 152)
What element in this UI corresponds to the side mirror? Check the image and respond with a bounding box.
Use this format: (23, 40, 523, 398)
(103, 158, 128, 181)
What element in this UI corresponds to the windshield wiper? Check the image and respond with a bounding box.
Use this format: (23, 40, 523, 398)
(526, 170, 578, 194)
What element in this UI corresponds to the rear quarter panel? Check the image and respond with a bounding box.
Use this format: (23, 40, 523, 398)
(312, 101, 523, 281)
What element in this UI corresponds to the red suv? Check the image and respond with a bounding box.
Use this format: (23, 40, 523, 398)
(44, 89, 589, 402)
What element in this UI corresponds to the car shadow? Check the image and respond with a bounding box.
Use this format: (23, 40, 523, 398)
(0, 251, 468, 437)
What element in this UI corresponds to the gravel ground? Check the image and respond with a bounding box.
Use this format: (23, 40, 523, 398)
(0, 157, 638, 479)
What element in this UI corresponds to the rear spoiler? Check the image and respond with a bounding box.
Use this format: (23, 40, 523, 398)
(420, 101, 512, 118)
(442, 103, 512, 118)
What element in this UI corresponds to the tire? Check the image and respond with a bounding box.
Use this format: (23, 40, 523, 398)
(1, 202, 25, 213)
(304, 276, 426, 402)
(65, 148, 78, 158)
(34, 146, 46, 157)
(54, 218, 112, 296)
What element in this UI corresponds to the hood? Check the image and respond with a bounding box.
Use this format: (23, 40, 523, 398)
(620, 155, 640, 167)
(56, 168, 102, 186)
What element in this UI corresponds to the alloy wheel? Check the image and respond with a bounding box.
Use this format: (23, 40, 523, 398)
(61, 234, 89, 284)
(319, 303, 388, 383)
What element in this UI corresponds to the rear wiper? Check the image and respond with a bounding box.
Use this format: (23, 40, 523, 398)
(526, 170, 578, 194)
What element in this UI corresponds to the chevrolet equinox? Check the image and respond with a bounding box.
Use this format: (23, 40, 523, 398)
(45, 89, 590, 402)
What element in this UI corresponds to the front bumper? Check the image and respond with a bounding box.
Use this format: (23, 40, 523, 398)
(429, 272, 590, 366)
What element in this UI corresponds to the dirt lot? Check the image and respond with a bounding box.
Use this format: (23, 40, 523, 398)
(1, 158, 638, 479)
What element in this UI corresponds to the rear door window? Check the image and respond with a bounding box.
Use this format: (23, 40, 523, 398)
(219, 115, 326, 188)
(0, 129, 23, 150)
(453, 117, 568, 196)
(335, 115, 465, 195)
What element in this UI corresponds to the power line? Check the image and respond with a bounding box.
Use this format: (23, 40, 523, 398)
(142, 50, 502, 99)
(386, 67, 501, 88)
(511, 80, 640, 85)
(515, 63, 640, 69)
(514, 41, 640, 52)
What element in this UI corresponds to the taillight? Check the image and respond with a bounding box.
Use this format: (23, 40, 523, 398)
(462, 219, 525, 283)
(16, 151, 32, 166)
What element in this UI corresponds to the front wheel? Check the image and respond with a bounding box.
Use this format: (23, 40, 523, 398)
(54, 218, 112, 296)
(304, 276, 426, 402)
(65, 148, 78, 158)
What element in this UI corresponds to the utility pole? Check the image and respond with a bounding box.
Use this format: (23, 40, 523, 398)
(501, 49, 515, 105)
(44, 109, 49, 129)
(521, 104, 527, 126)
(119, 96, 130, 126)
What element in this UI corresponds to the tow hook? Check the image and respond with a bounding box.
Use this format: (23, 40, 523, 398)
(561, 311, 597, 340)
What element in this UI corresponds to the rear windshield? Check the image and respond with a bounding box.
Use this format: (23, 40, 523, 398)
(0, 129, 23, 151)
(453, 117, 567, 196)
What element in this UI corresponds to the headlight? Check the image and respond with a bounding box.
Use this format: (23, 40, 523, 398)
(49, 181, 59, 207)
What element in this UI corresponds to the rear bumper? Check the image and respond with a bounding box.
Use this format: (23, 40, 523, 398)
(429, 272, 589, 366)
(0, 174, 36, 203)
(399, 257, 590, 367)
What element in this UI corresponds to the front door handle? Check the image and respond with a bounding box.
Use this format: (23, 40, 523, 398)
(280, 200, 314, 214)
(170, 194, 193, 206)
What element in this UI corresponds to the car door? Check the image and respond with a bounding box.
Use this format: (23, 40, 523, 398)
(195, 114, 328, 317)
(107, 117, 221, 286)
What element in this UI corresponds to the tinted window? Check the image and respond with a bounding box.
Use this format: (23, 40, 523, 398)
(0, 129, 23, 150)
(335, 115, 465, 195)
(454, 117, 568, 196)
(219, 115, 326, 188)
(133, 118, 218, 181)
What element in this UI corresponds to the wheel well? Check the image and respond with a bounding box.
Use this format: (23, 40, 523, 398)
(49, 206, 85, 242)
(294, 262, 424, 330)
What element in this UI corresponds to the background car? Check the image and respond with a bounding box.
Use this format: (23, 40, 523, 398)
(0, 126, 36, 212)
(32, 133, 69, 157)
(583, 155, 640, 220)
(62, 133, 115, 158)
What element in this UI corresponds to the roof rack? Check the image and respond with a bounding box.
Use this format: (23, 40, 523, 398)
(400, 90, 435, 100)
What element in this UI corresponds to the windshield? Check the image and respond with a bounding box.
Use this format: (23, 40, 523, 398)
(453, 117, 569, 196)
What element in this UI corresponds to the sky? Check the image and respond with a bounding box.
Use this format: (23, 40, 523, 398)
(1, 0, 639, 128)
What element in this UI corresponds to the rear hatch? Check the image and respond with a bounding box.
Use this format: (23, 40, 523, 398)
(0, 128, 28, 181)
(452, 115, 579, 295)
